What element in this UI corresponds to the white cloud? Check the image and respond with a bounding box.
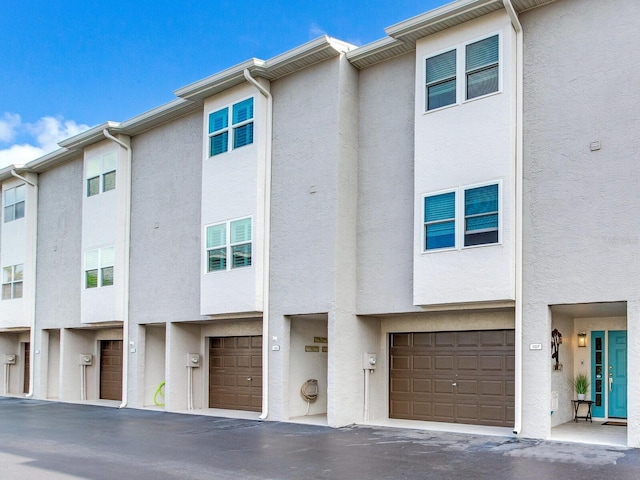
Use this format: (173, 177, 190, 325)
(309, 23, 327, 38)
(0, 113, 21, 143)
(0, 113, 90, 169)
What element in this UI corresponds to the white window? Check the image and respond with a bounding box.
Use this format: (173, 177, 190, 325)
(206, 218, 252, 272)
(2, 264, 23, 300)
(423, 182, 500, 251)
(86, 152, 117, 197)
(425, 34, 500, 112)
(3, 184, 26, 222)
(84, 247, 115, 288)
(208, 98, 254, 157)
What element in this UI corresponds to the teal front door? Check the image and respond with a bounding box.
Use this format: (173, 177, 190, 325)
(608, 330, 627, 418)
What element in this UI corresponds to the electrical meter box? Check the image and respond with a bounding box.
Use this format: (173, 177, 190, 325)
(4, 354, 16, 365)
(186, 353, 200, 367)
(79, 354, 93, 366)
(363, 353, 377, 370)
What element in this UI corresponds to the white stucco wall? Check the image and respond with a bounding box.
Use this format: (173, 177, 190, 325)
(81, 139, 130, 324)
(413, 11, 516, 306)
(200, 83, 267, 316)
(521, 0, 640, 445)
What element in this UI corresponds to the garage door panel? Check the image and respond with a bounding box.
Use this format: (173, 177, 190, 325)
(434, 356, 454, 371)
(100, 340, 123, 401)
(413, 356, 432, 370)
(391, 378, 410, 392)
(390, 330, 514, 427)
(457, 355, 478, 370)
(413, 379, 432, 393)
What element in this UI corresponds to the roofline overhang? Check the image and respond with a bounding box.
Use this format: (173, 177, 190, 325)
(175, 35, 355, 102)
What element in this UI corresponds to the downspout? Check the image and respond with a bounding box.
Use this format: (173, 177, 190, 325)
(102, 129, 132, 409)
(10, 169, 37, 398)
(503, 0, 523, 435)
(243, 68, 272, 420)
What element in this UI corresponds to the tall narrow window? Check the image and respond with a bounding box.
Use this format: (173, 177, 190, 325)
(84, 247, 115, 288)
(206, 218, 252, 272)
(208, 98, 254, 157)
(2, 264, 23, 300)
(3, 184, 26, 223)
(466, 35, 499, 100)
(86, 152, 117, 197)
(426, 50, 457, 111)
(464, 184, 499, 246)
(424, 192, 456, 250)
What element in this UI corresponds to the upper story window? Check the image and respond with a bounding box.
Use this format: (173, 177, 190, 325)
(208, 98, 254, 157)
(466, 35, 499, 100)
(426, 50, 456, 111)
(84, 247, 114, 288)
(2, 264, 23, 300)
(206, 217, 252, 272)
(423, 182, 500, 251)
(425, 34, 500, 112)
(86, 152, 116, 197)
(3, 184, 26, 223)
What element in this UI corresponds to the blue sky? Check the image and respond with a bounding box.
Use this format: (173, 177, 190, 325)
(0, 0, 449, 167)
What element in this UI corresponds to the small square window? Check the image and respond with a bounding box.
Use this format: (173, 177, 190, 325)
(206, 218, 252, 272)
(86, 153, 117, 197)
(3, 185, 26, 223)
(466, 35, 499, 100)
(2, 264, 24, 299)
(208, 98, 254, 157)
(426, 50, 456, 111)
(464, 184, 499, 246)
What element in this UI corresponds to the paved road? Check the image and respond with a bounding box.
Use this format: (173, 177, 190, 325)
(1, 397, 639, 479)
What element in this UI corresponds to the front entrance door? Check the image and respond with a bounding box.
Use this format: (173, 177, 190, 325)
(608, 330, 627, 418)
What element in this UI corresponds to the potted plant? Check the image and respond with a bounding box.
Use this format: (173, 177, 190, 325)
(573, 372, 590, 400)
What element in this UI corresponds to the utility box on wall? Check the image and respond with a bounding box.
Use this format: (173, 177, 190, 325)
(79, 354, 93, 366)
(4, 354, 16, 365)
(363, 353, 377, 370)
(186, 353, 200, 367)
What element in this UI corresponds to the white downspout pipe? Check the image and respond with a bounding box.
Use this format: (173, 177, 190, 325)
(102, 129, 132, 409)
(243, 68, 272, 420)
(11, 169, 37, 398)
(503, 0, 523, 435)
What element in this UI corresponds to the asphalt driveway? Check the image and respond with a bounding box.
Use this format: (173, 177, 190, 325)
(1, 397, 639, 479)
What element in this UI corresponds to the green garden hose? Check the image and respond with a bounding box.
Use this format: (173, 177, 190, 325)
(154, 381, 165, 407)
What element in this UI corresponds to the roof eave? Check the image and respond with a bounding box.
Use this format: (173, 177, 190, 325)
(58, 121, 121, 150)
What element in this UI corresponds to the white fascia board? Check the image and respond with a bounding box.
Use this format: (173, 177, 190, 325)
(119, 98, 200, 136)
(58, 121, 121, 150)
(346, 36, 412, 68)
(385, 0, 500, 39)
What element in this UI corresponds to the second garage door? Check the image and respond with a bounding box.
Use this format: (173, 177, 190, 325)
(209, 336, 262, 412)
(390, 330, 514, 427)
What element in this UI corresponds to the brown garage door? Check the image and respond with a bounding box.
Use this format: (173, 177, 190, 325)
(100, 340, 123, 401)
(209, 336, 262, 412)
(23, 342, 30, 394)
(390, 330, 514, 427)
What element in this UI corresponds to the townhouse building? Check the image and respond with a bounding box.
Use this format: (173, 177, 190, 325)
(2, 0, 639, 447)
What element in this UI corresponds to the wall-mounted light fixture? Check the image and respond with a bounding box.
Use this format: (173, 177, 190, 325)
(577, 332, 587, 348)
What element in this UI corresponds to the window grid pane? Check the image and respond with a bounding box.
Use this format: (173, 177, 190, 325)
(464, 184, 499, 246)
(466, 35, 499, 100)
(425, 192, 456, 250)
(87, 177, 100, 197)
(233, 123, 254, 149)
(208, 248, 227, 272)
(103, 171, 116, 192)
(231, 243, 252, 269)
(230, 218, 251, 244)
(232, 98, 254, 124)
(4, 205, 14, 223)
(207, 225, 226, 249)
(3, 266, 12, 283)
(210, 132, 229, 156)
(101, 266, 114, 286)
(12, 281, 23, 299)
(86, 269, 98, 288)
(2, 284, 11, 300)
(14, 201, 25, 220)
(13, 264, 23, 281)
(209, 109, 228, 134)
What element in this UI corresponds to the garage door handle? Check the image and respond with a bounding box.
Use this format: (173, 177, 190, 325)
(452, 382, 457, 387)
(247, 377, 252, 381)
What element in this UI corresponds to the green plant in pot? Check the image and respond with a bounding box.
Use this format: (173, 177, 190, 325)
(573, 373, 590, 400)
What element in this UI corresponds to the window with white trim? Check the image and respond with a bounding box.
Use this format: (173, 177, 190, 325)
(86, 152, 117, 197)
(206, 218, 252, 272)
(2, 264, 23, 300)
(208, 98, 254, 157)
(423, 182, 500, 251)
(425, 34, 500, 111)
(3, 184, 26, 222)
(84, 247, 114, 288)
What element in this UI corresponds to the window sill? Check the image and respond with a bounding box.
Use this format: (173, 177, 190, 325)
(462, 89, 502, 106)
